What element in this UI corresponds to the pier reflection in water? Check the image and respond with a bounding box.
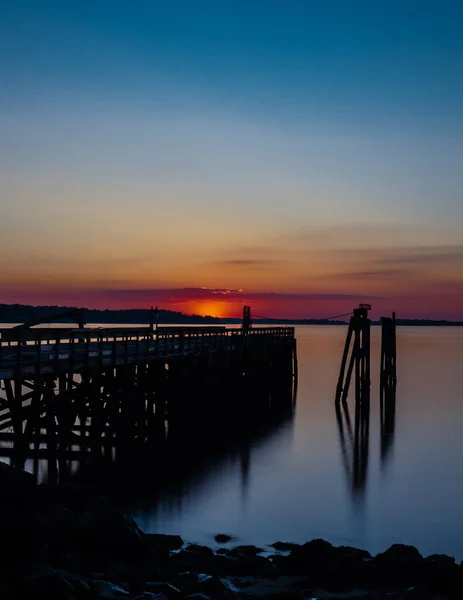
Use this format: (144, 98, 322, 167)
(2, 326, 463, 559)
(335, 400, 369, 501)
(0, 359, 296, 513)
(335, 388, 397, 501)
(380, 385, 396, 468)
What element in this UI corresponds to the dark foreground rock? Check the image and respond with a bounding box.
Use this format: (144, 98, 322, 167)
(0, 461, 462, 599)
(214, 534, 233, 544)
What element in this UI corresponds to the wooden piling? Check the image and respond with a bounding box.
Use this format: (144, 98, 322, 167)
(336, 304, 371, 405)
(380, 312, 397, 392)
(380, 312, 397, 465)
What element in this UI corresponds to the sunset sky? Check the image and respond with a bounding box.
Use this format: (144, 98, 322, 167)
(1, 0, 462, 319)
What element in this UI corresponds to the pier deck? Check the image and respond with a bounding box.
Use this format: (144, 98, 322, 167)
(0, 325, 297, 469)
(0, 325, 293, 380)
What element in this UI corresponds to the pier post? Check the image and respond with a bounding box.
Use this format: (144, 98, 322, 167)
(336, 304, 371, 405)
(380, 312, 397, 464)
(380, 312, 397, 392)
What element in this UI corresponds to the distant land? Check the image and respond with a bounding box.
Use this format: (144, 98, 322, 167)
(0, 304, 462, 327)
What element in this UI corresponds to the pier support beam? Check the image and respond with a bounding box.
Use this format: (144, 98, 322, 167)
(335, 304, 371, 406)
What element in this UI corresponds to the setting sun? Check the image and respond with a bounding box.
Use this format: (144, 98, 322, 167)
(184, 300, 243, 319)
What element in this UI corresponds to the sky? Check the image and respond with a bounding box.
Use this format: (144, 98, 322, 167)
(1, 0, 462, 319)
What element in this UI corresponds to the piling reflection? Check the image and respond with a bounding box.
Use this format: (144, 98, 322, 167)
(380, 383, 396, 467)
(0, 365, 297, 525)
(335, 399, 369, 501)
(336, 384, 397, 503)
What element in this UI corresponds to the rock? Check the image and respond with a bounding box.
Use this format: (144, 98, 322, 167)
(418, 554, 459, 596)
(36, 482, 102, 517)
(372, 544, 424, 588)
(74, 498, 143, 555)
(0, 463, 43, 563)
(144, 582, 181, 596)
(378, 543, 423, 563)
(132, 594, 171, 600)
(171, 548, 217, 575)
(335, 545, 372, 561)
(214, 551, 274, 577)
(288, 538, 335, 570)
(226, 575, 256, 588)
(17, 567, 90, 600)
(195, 575, 231, 596)
(185, 544, 215, 558)
(282, 539, 373, 590)
(187, 595, 212, 600)
(36, 503, 74, 550)
(270, 541, 300, 552)
(214, 534, 233, 543)
(228, 545, 264, 557)
(0, 461, 36, 509)
(90, 580, 130, 598)
(0, 583, 15, 600)
(138, 535, 182, 563)
(143, 533, 184, 551)
(234, 575, 311, 598)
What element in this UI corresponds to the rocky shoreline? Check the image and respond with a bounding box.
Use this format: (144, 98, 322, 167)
(1, 461, 461, 599)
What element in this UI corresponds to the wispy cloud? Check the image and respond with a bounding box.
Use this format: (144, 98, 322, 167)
(100, 287, 375, 302)
(215, 259, 287, 267)
(373, 246, 463, 265)
(336, 269, 411, 279)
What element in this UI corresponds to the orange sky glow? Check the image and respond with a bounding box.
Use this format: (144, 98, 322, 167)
(1, 2, 463, 322)
(1, 221, 463, 320)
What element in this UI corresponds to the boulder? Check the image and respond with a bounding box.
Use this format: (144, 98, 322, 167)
(36, 482, 102, 517)
(214, 534, 232, 544)
(228, 545, 264, 557)
(143, 534, 184, 551)
(73, 498, 143, 559)
(0, 461, 36, 509)
(214, 551, 274, 577)
(287, 538, 335, 573)
(132, 595, 171, 600)
(283, 539, 373, 589)
(132, 594, 170, 600)
(418, 554, 459, 596)
(372, 544, 424, 588)
(17, 567, 90, 600)
(270, 541, 300, 552)
(185, 544, 215, 558)
(89, 579, 130, 598)
(144, 582, 181, 596)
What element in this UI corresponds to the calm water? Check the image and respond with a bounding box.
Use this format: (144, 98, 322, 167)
(2, 324, 463, 558)
(130, 325, 463, 559)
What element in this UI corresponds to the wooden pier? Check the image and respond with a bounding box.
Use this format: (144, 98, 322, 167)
(0, 324, 297, 474)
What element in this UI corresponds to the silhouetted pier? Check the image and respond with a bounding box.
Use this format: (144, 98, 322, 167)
(0, 321, 297, 477)
(335, 304, 398, 500)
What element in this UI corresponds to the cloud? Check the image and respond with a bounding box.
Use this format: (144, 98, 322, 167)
(218, 259, 280, 266)
(103, 287, 244, 300)
(373, 246, 463, 265)
(213, 259, 291, 270)
(336, 269, 411, 279)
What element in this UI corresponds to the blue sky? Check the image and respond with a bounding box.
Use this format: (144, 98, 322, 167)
(1, 0, 463, 318)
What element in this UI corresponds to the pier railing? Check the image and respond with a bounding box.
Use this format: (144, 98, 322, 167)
(0, 326, 295, 379)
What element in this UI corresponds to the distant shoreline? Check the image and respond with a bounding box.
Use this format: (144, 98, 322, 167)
(0, 303, 462, 327)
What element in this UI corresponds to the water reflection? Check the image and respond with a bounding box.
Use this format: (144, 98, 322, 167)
(0, 367, 296, 521)
(336, 383, 397, 503)
(335, 401, 369, 502)
(0, 404, 295, 534)
(380, 384, 396, 467)
(4, 326, 463, 558)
